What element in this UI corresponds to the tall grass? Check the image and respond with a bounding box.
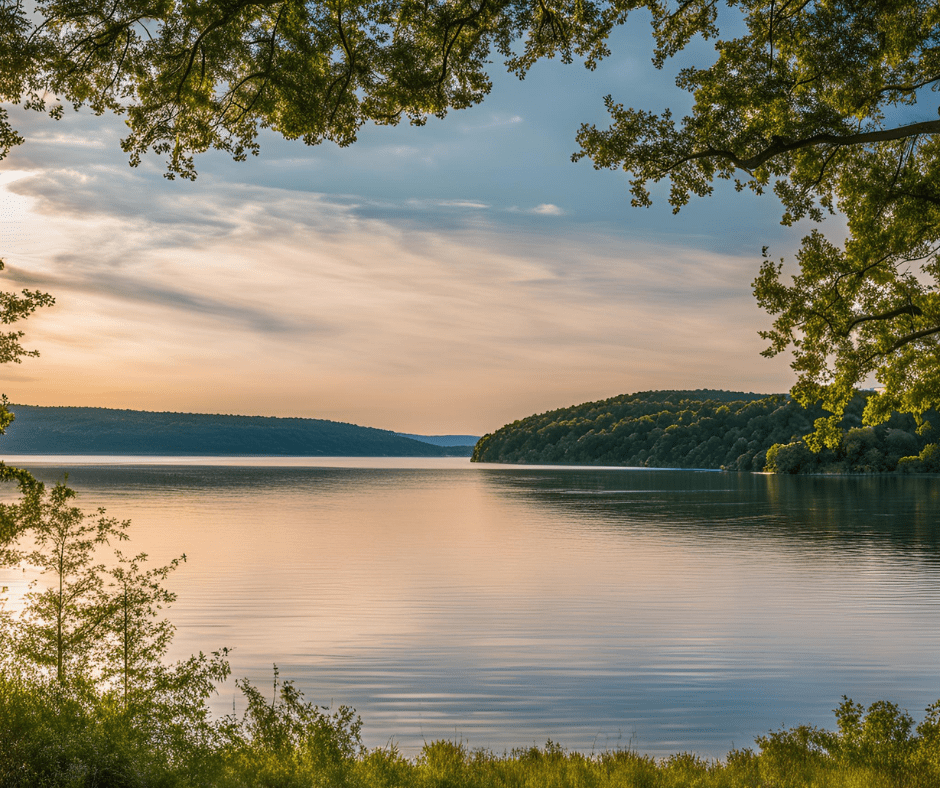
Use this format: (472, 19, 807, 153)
(3, 673, 940, 788)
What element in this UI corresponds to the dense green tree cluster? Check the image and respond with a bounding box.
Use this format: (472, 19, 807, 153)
(0, 0, 639, 180)
(472, 389, 940, 473)
(766, 422, 940, 475)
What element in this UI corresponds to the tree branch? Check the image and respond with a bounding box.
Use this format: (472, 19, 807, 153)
(675, 119, 940, 173)
(885, 324, 940, 354)
(438, 0, 490, 90)
(844, 303, 923, 334)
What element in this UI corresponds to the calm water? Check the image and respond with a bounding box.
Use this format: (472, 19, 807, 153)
(3, 457, 939, 757)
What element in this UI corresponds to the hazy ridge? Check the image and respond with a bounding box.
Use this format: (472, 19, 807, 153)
(2, 405, 473, 457)
(395, 433, 480, 447)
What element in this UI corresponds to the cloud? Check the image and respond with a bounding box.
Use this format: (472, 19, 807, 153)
(531, 203, 564, 216)
(8, 262, 306, 334)
(437, 200, 489, 209)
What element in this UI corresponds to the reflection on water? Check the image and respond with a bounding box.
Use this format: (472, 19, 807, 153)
(2, 459, 939, 757)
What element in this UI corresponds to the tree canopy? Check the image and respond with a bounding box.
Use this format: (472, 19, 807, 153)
(3, 1, 939, 447)
(0, 0, 638, 178)
(575, 0, 940, 445)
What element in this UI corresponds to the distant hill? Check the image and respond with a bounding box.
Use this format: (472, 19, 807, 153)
(395, 433, 480, 447)
(1, 405, 472, 457)
(471, 389, 940, 473)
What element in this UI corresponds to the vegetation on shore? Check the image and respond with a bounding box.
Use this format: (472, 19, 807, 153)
(471, 390, 940, 474)
(4, 671, 940, 788)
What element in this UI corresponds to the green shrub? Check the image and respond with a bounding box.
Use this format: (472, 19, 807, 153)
(898, 443, 940, 473)
(764, 441, 814, 473)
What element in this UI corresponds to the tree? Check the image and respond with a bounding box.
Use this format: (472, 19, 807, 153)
(102, 549, 184, 708)
(0, 261, 54, 367)
(2, 479, 194, 701)
(0, 481, 233, 786)
(10, 482, 132, 684)
(573, 0, 940, 446)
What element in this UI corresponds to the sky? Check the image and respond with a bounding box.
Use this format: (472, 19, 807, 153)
(0, 18, 826, 435)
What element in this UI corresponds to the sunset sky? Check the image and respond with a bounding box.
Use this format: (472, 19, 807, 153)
(0, 22, 828, 435)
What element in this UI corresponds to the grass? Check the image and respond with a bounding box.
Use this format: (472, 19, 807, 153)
(3, 673, 939, 788)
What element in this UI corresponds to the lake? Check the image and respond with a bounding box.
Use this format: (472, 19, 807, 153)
(2, 457, 939, 758)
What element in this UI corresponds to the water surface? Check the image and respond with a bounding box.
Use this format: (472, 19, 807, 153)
(3, 457, 938, 757)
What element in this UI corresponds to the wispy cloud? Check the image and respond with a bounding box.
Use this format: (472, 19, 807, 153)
(531, 203, 564, 216)
(438, 200, 489, 209)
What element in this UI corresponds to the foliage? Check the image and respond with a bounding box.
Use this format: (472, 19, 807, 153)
(7, 482, 133, 684)
(4, 677, 940, 788)
(574, 0, 940, 442)
(0, 480, 226, 786)
(215, 667, 363, 788)
(103, 548, 184, 706)
(1, 478, 229, 722)
(752, 697, 940, 788)
(897, 441, 940, 473)
(471, 388, 940, 473)
(0, 260, 54, 367)
(0, 258, 54, 529)
(0, 0, 642, 179)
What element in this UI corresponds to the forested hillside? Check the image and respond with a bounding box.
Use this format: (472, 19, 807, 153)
(2, 406, 471, 457)
(471, 390, 940, 473)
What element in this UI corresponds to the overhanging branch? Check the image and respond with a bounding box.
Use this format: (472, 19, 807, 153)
(676, 119, 940, 173)
(845, 303, 923, 333)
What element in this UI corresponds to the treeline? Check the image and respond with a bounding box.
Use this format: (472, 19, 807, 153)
(2, 405, 472, 457)
(471, 390, 940, 473)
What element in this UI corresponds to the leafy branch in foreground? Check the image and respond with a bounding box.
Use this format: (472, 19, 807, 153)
(0, 0, 642, 179)
(0, 258, 55, 542)
(575, 0, 940, 448)
(0, 260, 55, 367)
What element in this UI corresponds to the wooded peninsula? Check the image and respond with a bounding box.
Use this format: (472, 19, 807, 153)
(471, 390, 940, 474)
